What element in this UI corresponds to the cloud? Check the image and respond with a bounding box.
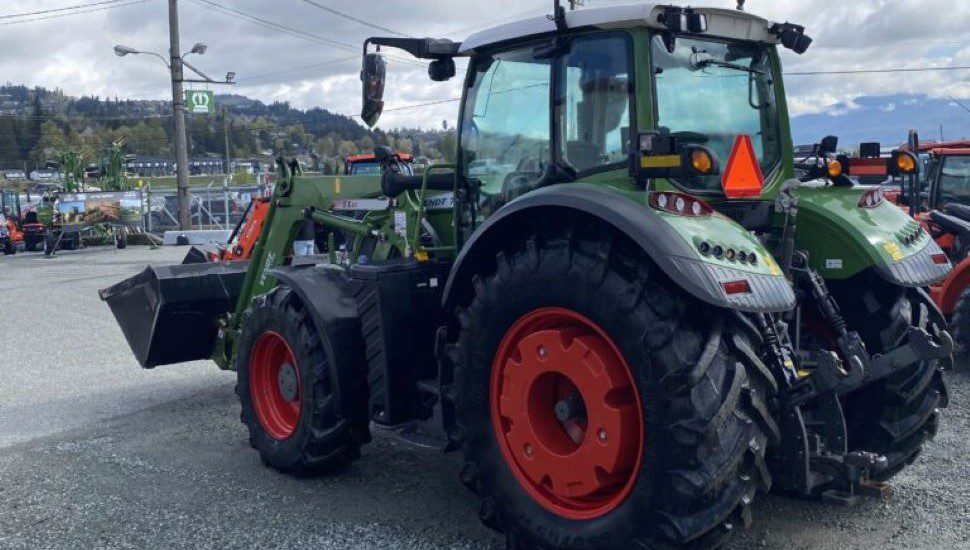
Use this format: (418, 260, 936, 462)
(0, 0, 966, 130)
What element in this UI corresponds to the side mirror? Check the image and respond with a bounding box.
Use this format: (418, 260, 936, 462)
(429, 58, 456, 82)
(360, 53, 387, 127)
(771, 22, 813, 55)
(374, 146, 395, 164)
(819, 135, 839, 155)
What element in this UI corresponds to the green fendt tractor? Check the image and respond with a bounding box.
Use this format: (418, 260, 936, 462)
(101, 3, 954, 548)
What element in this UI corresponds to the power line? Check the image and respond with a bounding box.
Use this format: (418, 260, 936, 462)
(187, 0, 426, 68)
(235, 56, 358, 84)
(382, 97, 462, 113)
(188, 0, 357, 53)
(786, 65, 970, 76)
(294, 0, 410, 38)
(0, 0, 129, 19)
(0, 0, 153, 26)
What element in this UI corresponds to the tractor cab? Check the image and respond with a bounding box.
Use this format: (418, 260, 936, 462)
(345, 152, 414, 176)
(925, 147, 970, 210)
(361, 3, 813, 239)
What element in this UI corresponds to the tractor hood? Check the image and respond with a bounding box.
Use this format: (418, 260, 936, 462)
(794, 185, 951, 286)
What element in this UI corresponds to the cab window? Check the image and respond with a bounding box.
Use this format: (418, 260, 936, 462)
(938, 155, 970, 204)
(557, 35, 632, 174)
(461, 47, 551, 216)
(651, 35, 780, 192)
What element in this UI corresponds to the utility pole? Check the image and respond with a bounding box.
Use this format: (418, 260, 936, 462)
(168, 0, 192, 230)
(223, 105, 232, 176)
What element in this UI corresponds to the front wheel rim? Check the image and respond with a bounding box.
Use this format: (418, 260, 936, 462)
(250, 331, 302, 440)
(490, 307, 644, 520)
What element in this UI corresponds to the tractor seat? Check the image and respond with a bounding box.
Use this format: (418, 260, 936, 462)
(942, 203, 970, 223)
(928, 210, 970, 241)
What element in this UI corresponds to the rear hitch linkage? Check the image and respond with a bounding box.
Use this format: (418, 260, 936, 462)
(754, 255, 952, 503)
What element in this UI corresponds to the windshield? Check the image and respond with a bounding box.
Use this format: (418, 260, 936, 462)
(938, 155, 970, 204)
(651, 35, 781, 191)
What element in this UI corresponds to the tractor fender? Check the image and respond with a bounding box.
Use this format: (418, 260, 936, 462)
(795, 186, 951, 286)
(267, 264, 369, 424)
(442, 183, 794, 313)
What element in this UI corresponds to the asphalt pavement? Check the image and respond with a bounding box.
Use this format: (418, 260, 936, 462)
(0, 246, 967, 549)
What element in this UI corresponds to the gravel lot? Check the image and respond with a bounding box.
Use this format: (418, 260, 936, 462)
(0, 246, 967, 549)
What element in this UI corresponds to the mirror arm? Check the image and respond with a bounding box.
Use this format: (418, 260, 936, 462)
(365, 37, 461, 60)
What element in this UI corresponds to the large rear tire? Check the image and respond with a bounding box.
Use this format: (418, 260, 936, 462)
(236, 286, 365, 474)
(834, 277, 948, 480)
(448, 225, 776, 549)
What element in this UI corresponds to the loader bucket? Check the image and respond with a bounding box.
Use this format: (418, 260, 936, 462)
(99, 261, 249, 368)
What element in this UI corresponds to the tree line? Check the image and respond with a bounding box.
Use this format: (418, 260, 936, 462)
(0, 86, 457, 171)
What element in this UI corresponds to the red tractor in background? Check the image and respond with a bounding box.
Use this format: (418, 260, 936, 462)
(344, 152, 413, 175)
(878, 139, 970, 350)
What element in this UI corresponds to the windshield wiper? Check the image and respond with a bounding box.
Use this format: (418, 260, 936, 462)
(694, 58, 767, 78)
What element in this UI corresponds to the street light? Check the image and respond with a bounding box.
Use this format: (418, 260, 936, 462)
(113, 36, 234, 231)
(113, 45, 139, 57)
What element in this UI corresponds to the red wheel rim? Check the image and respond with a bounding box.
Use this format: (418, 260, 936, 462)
(490, 307, 643, 520)
(249, 331, 302, 440)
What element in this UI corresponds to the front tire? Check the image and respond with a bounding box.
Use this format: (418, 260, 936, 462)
(236, 287, 365, 474)
(449, 226, 776, 549)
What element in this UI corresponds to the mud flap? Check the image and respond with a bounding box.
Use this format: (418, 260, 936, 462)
(99, 261, 249, 368)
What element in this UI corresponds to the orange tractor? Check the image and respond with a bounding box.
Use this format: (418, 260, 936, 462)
(183, 196, 272, 263)
(1, 189, 26, 255)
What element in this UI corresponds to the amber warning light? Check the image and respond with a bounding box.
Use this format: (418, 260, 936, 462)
(721, 135, 764, 199)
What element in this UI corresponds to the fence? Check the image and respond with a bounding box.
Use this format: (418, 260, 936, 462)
(7, 179, 273, 236)
(144, 180, 273, 234)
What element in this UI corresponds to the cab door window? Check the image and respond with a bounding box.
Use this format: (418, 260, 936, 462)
(557, 35, 633, 174)
(461, 47, 552, 216)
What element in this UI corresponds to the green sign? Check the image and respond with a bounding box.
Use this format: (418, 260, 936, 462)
(185, 90, 214, 114)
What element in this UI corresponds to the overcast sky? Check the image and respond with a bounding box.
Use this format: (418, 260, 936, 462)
(1, 0, 967, 130)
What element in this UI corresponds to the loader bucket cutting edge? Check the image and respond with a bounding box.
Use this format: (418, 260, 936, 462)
(99, 261, 250, 368)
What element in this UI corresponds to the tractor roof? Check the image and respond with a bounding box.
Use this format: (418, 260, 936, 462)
(930, 148, 970, 156)
(459, 4, 780, 54)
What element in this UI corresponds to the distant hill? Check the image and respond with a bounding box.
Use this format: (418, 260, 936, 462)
(791, 93, 970, 149)
(0, 85, 453, 169)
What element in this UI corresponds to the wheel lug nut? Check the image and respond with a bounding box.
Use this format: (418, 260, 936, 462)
(524, 444, 534, 457)
(597, 428, 608, 442)
(537, 346, 547, 359)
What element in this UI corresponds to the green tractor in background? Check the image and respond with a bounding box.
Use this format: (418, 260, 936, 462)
(102, 3, 953, 548)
